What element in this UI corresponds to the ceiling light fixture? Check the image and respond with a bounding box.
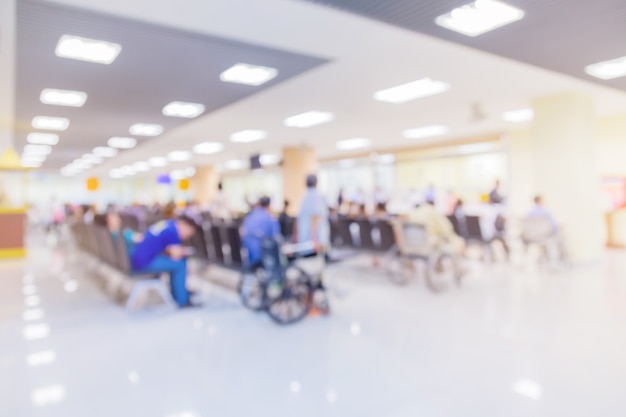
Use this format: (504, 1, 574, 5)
(92, 146, 118, 157)
(374, 78, 450, 104)
(162, 101, 205, 118)
(192, 142, 224, 155)
(502, 108, 534, 123)
(167, 150, 192, 162)
(27, 133, 59, 145)
(220, 63, 278, 86)
(403, 125, 449, 140)
(148, 157, 168, 167)
(184, 167, 196, 177)
(230, 129, 268, 143)
(170, 169, 186, 180)
(336, 137, 371, 150)
(32, 116, 70, 131)
(132, 161, 150, 172)
(284, 111, 335, 128)
(23, 144, 52, 155)
(82, 154, 104, 164)
(108, 137, 137, 149)
(129, 123, 163, 137)
(436, 0, 525, 37)
(109, 169, 124, 179)
(585, 56, 626, 80)
(40, 88, 87, 107)
(377, 153, 396, 164)
(260, 154, 280, 165)
(224, 160, 246, 170)
(55, 35, 121, 64)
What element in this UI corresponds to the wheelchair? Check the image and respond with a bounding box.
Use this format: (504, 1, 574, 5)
(238, 238, 329, 325)
(385, 221, 462, 292)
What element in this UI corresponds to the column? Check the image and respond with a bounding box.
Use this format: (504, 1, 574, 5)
(282, 147, 317, 215)
(0, 0, 16, 152)
(530, 92, 604, 263)
(193, 166, 219, 205)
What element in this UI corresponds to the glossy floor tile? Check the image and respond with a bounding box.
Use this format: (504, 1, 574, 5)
(1, 237, 626, 417)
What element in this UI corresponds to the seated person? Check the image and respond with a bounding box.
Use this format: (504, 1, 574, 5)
(130, 216, 199, 308)
(408, 198, 463, 256)
(241, 196, 280, 268)
(107, 211, 143, 256)
(527, 195, 557, 232)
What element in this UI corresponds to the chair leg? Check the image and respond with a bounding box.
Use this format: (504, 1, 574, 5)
(155, 282, 177, 308)
(125, 285, 142, 312)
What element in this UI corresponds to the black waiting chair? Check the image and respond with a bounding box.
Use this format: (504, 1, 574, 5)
(210, 225, 225, 264)
(337, 218, 355, 248)
(356, 219, 376, 251)
(226, 226, 244, 267)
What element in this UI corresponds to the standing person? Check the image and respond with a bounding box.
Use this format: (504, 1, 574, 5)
(489, 180, 504, 204)
(296, 174, 330, 313)
(212, 182, 231, 220)
(130, 216, 199, 308)
(278, 200, 294, 239)
(337, 188, 345, 208)
(241, 196, 280, 267)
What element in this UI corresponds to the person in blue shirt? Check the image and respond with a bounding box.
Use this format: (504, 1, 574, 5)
(130, 216, 198, 307)
(297, 174, 329, 251)
(241, 196, 280, 267)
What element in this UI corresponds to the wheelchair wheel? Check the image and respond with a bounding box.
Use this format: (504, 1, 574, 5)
(238, 268, 267, 311)
(387, 255, 415, 286)
(425, 254, 460, 293)
(267, 266, 312, 325)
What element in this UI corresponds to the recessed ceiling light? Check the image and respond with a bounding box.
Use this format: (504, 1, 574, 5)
(23, 144, 52, 155)
(374, 78, 450, 104)
(170, 169, 186, 180)
(32, 116, 70, 131)
(23, 323, 50, 340)
(260, 154, 280, 165)
(184, 167, 196, 177)
(61, 168, 79, 176)
(120, 165, 136, 176)
(108, 137, 137, 149)
(82, 153, 104, 163)
(40, 88, 87, 107)
(26, 350, 57, 367)
(148, 157, 168, 167)
(336, 138, 371, 150)
(73, 160, 93, 170)
(162, 101, 205, 118)
(436, 0, 525, 37)
(192, 142, 224, 155)
(132, 161, 150, 172)
(502, 108, 534, 123)
(284, 111, 335, 128)
(220, 63, 278, 86)
(22, 154, 47, 162)
(230, 129, 268, 143)
(129, 123, 163, 137)
(225, 160, 246, 170)
(22, 308, 45, 322)
(403, 125, 449, 140)
(55, 34, 121, 64)
(27, 133, 59, 145)
(30, 384, 66, 407)
(167, 150, 192, 162)
(92, 146, 118, 157)
(585, 56, 626, 80)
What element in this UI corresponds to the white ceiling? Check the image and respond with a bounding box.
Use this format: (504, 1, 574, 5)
(41, 0, 626, 177)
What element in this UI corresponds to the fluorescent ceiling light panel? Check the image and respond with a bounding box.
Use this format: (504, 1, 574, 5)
(436, 0, 525, 37)
(230, 129, 268, 143)
(167, 150, 192, 162)
(27, 133, 59, 145)
(148, 157, 168, 167)
(162, 101, 205, 118)
(32, 116, 70, 131)
(184, 167, 196, 177)
(55, 35, 121, 64)
(108, 137, 137, 149)
(260, 154, 280, 165)
(23, 323, 50, 340)
(92, 146, 118, 157)
(26, 350, 57, 367)
(225, 160, 246, 170)
(220, 63, 278, 86)
(40, 88, 87, 107)
(585, 56, 626, 80)
(31, 384, 66, 407)
(502, 108, 534, 123)
(403, 125, 449, 139)
(23, 144, 52, 155)
(22, 155, 47, 162)
(82, 154, 104, 164)
(129, 123, 163, 136)
(132, 161, 150, 172)
(120, 166, 136, 176)
(23, 309, 45, 321)
(170, 169, 185, 180)
(336, 137, 371, 150)
(192, 142, 224, 155)
(284, 111, 335, 128)
(374, 78, 450, 104)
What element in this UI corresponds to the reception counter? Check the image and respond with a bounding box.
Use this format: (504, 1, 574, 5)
(0, 208, 26, 258)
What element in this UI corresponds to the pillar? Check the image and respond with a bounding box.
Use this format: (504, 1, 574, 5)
(530, 93, 604, 263)
(282, 147, 317, 216)
(0, 0, 16, 151)
(193, 166, 219, 205)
